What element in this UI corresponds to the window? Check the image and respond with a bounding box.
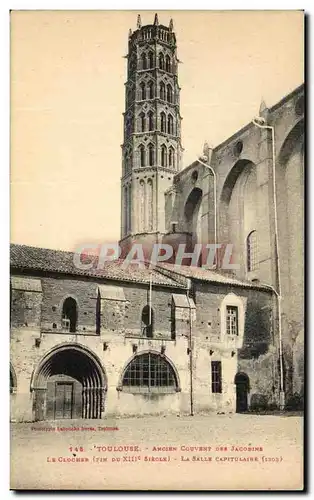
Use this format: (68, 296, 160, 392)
(139, 112, 145, 132)
(211, 361, 222, 393)
(168, 147, 175, 168)
(148, 111, 154, 131)
(141, 305, 154, 337)
(148, 51, 154, 69)
(160, 112, 166, 132)
(160, 82, 166, 101)
(159, 52, 165, 70)
(167, 114, 174, 134)
(226, 306, 238, 336)
(166, 84, 173, 103)
(148, 81, 154, 99)
(148, 144, 154, 166)
(165, 54, 171, 72)
(141, 53, 147, 70)
(140, 82, 146, 101)
(62, 297, 77, 333)
(139, 145, 145, 167)
(247, 230, 258, 272)
(161, 145, 167, 166)
(122, 353, 178, 393)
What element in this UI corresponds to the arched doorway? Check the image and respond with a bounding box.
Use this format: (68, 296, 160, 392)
(235, 372, 250, 413)
(31, 344, 107, 421)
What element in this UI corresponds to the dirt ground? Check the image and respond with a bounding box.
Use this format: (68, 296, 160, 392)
(10, 414, 303, 491)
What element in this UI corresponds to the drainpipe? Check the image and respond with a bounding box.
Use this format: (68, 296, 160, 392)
(252, 116, 284, 410)
(186, 278, 194, 416)
(196, 157, 217, 269)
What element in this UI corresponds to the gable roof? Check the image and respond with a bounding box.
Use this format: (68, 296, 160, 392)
(157, 263, 273, 291)
(10, 244, 184, 289)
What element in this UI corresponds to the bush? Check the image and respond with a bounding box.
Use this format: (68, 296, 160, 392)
(285, 393, 304, 411)
(250, 393, 268, 412)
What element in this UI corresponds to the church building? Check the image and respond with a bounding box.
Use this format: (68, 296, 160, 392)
(10, 14, 304, 421)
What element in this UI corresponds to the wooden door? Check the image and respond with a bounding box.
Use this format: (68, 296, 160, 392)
(54, 382, 73, 419)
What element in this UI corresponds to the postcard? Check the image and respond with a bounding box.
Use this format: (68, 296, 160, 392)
(10, 10, 304, 490)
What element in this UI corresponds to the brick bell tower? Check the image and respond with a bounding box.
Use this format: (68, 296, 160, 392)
(120, 13, 183, 256)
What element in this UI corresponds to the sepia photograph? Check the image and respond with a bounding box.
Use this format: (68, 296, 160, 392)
(10, 10, 304, 490)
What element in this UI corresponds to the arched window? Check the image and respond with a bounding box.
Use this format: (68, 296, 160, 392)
(160, 112, 166, 132)
(139, 145, 145, 167)
(167, 114, 174, 134)
(166, 84, 173, 103)
(161, 144, 167, 166)
(121, 352, 178, 393)
(141, 305, 154, 338)
(62, 297, 77, 333)
(247, 230, 258, 272)
(148, 111, 154, 131)
(141, 53, 147, 70)
(148, 144, 154, 166)
(148, 51, 154, 68)
(148, 81, 154, 99)
(159, 52, 165, 70)
(140, 82, 146, 101)
(139, 112, 145, 132)
(168, 147, 175, 168)
(165, 54, 171, 72)
(159, 82, 166, 101)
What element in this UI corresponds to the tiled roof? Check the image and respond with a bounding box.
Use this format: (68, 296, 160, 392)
(10, 244, 184, 288)
(157, 263, 273, 291)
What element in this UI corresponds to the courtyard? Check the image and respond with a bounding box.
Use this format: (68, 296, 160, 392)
(10, 413, 303, 490)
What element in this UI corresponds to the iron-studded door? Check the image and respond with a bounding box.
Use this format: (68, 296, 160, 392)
(54, 382, 73, 419)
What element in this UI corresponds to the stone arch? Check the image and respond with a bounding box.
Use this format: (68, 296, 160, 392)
(31, 343, 107, 421)
(219, 159, 257, 277)
(277, 118, 304, 166)
(184, 187, 203, 247)
(276, 118, 304, 389)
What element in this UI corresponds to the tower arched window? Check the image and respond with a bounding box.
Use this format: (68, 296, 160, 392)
(167, 114, 174, 134)
(166, 84, 173, 103)
(165, 54, 171, 72)
(141, 305, 154, 338)
(148, 81, 154, 99)
(148, 111, 154, 131)
(247, 230, 258, 272)
(121, 352, 178, 393)
(139, 145, 146, 167)
(159, 82, 166, 101)
(139, 112, 145, 132)
(140, 82, 146, 101)
(168, 147, 175, 168)
(148, 144, 154, 166)
(148, 51, 154, 68)
(161, 145, 167, 167)
(159, 52, 165, 70)
(160, 112, 166, 133)
(141, 53, 147, 70)
(62, 297, 77, 333)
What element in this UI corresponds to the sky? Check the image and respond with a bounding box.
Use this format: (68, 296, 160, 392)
(10, 10, 304, 251)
